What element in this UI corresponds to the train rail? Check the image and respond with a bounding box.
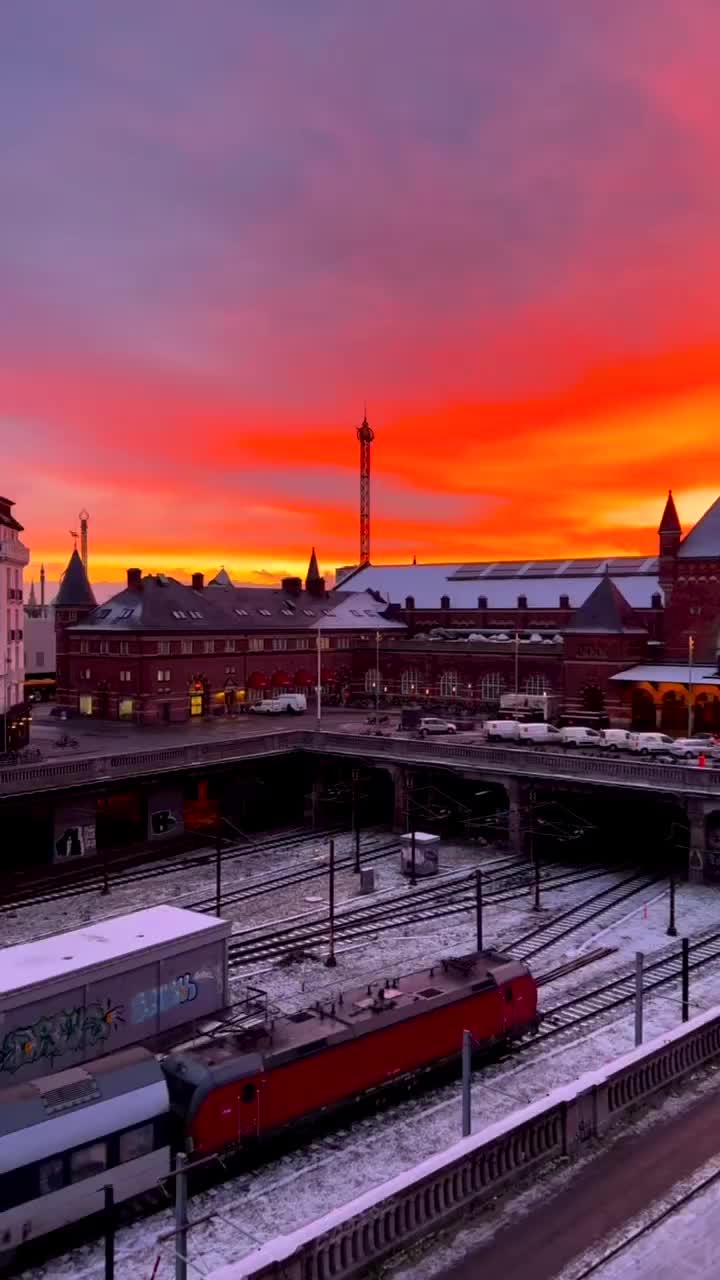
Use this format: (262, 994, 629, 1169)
(0, 824, 349, 913)
(506, 872, 663, 960)
(228, 864, 649, 970)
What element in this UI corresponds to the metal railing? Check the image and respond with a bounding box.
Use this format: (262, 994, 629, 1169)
(1, 727, 720, 797)
(208, 1002, 720, 1280)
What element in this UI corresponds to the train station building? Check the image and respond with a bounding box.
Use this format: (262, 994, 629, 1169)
(54, 491, 720, 729)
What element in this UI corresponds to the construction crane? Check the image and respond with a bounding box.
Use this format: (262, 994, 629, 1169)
(79, 510, 89, 571)
(356, 412, 375, 566)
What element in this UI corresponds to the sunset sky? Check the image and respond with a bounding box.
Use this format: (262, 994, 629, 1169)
(3, 1, 720, 593)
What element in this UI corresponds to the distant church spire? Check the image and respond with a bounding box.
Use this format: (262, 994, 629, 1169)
(306, 546, 320, 587)
(27, 579, 37, 609)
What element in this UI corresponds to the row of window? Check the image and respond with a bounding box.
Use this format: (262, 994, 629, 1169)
(364, 670, 552, 696)
(76, 635, 346, 656)
(0, 1118, 165, 1215)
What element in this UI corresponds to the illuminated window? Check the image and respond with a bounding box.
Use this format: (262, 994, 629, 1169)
(524, 674, 551, 695)
(480, 672, 505, 700)
(364, 668, 380, 692)
(439, 671, 458, 697)
(401, 669, 420, 695)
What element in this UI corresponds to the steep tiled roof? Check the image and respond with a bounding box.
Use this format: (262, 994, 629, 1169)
(678, 495, 720, 559)
(68, 575, 403, 634)
(55, 549, 97, 609)
(565, 575, 646, 634)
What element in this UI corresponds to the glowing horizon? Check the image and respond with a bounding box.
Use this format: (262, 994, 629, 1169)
(4, 2, 720, 589)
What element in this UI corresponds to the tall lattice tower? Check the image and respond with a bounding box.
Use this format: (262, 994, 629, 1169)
(356, 412, 374, 566)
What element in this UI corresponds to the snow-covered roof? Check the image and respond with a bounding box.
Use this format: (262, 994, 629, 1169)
(678, 495, 720, 558)
(0, 906, 226, 998)
(610, 665, 720, 684)
(342, 565, 660, 611)
(309, 590, 405, 631)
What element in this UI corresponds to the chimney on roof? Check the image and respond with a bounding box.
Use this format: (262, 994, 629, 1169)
(282, 576, 303, 597)
(127, 568, 142, 591)
(192, 572, 204, 592)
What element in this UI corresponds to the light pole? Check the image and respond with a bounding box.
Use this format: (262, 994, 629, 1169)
(316, 628, 322, 726)
(688, 635, 695, 737)
(514, 632, 520, 695)
(375, 629, 380, 724)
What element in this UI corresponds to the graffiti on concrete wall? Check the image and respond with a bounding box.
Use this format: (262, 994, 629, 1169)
(0, 998, 124, 1074)
(131, 972, 199, 1026)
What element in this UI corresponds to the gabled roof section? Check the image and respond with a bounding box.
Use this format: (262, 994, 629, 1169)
(565, 575, 646, 634)
(309, 591, 406, 632)
(658, 489, 681, 534)
(678, 495, 720, 559)
(208, 567, 233, 588)
(55, 549, 96, 609)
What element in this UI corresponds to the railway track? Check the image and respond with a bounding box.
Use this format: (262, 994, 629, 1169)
(228, 864, 644, 970)
(506, 871, 663, 960)
(538, 926, 720, 1039)
(0, 824, 349, 913)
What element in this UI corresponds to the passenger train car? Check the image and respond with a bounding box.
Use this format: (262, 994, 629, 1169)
(0, 1048, 170, 1261)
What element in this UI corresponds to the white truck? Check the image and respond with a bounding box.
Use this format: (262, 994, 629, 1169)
(249, 694, 307, 715)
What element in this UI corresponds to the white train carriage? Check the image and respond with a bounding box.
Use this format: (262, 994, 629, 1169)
(0, 1047, 170, 1258)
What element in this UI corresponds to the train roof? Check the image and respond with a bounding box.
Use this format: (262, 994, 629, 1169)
(165, 950, 530, 1087)
(0, 905, 229, 1003)
(0, 1047, 168, 1173)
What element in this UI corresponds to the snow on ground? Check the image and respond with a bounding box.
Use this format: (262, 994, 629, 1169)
(18, 830, 720, 1280)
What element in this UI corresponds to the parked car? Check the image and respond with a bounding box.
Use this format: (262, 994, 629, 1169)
(559, 726, 603, 748)
(599, 729, 634, 752)
(419, 717, 457, 736)
(249, 694, 307, 715)
(628, 732, 675, 756)
(517, 723, 563, 747)
(668, 737, 720, 761)
(484, 719, 521, 743)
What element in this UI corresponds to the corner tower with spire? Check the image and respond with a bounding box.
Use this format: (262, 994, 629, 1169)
(55, 545, 97, 711)
(658, 489, 682, 603)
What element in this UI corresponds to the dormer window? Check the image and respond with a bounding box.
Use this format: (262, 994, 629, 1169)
(477, 596, 487, 610)
(517, 595, 527, 609)
(652, 592, 662, 608)
(559, 594, 570, 609)
(441, 595, 450, 609)
(405, 595, 415, 610)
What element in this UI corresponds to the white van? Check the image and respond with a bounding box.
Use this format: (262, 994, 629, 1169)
(599, 729, 634, 753)
(249, 694, 307, 715)
(484, 720, 521, 743)
(559, 726, 602, 749)
(628, 732, 674, 756)
(517, 723, 563, 747)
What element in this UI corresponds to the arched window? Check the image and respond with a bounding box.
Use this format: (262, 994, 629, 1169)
(480, 672, 505, 701)
(401, 669, 420, 696)
(364, 668, 380, 693)
(440, 670, 459, 697)
(524, 674, 550, 695)
(405, 595, 415, 610)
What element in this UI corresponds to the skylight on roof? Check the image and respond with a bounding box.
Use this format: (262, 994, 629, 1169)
(188, 610, 203, 619)
(282, 609, 294, 616)
(96, 608, 111, 619)
(116, 608, 134, 620)
(258, 609, 271, 617)
(234, 608, 248, 616)
(172, 610, 187, 619)
(350, 609, 363, 616)
(303, 609, 315, 616)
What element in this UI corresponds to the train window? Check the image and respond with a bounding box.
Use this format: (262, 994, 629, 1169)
(70, 1141, 107, 1183)
(504, 987, 513, 1004)
(119, 1123, 154, 1163)
(38, 1156, 65, 1196)
(241, 1083, 256, 1104)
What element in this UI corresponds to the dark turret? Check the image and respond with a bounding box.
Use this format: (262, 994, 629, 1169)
(658, 489, 681, 601)
(55, 548, 97, 711)
(305, 546, 325, 597)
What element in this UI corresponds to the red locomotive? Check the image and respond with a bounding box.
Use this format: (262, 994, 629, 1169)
(163, 950, 539, 1156)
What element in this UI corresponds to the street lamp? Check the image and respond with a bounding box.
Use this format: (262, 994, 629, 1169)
(316, 628, 322, 726)
(688, 635, 695, 737)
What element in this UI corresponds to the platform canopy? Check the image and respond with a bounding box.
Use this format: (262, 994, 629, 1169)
(610, 665, 719, 684)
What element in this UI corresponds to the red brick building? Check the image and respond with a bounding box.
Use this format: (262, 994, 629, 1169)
(56, 493, 720, 729)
